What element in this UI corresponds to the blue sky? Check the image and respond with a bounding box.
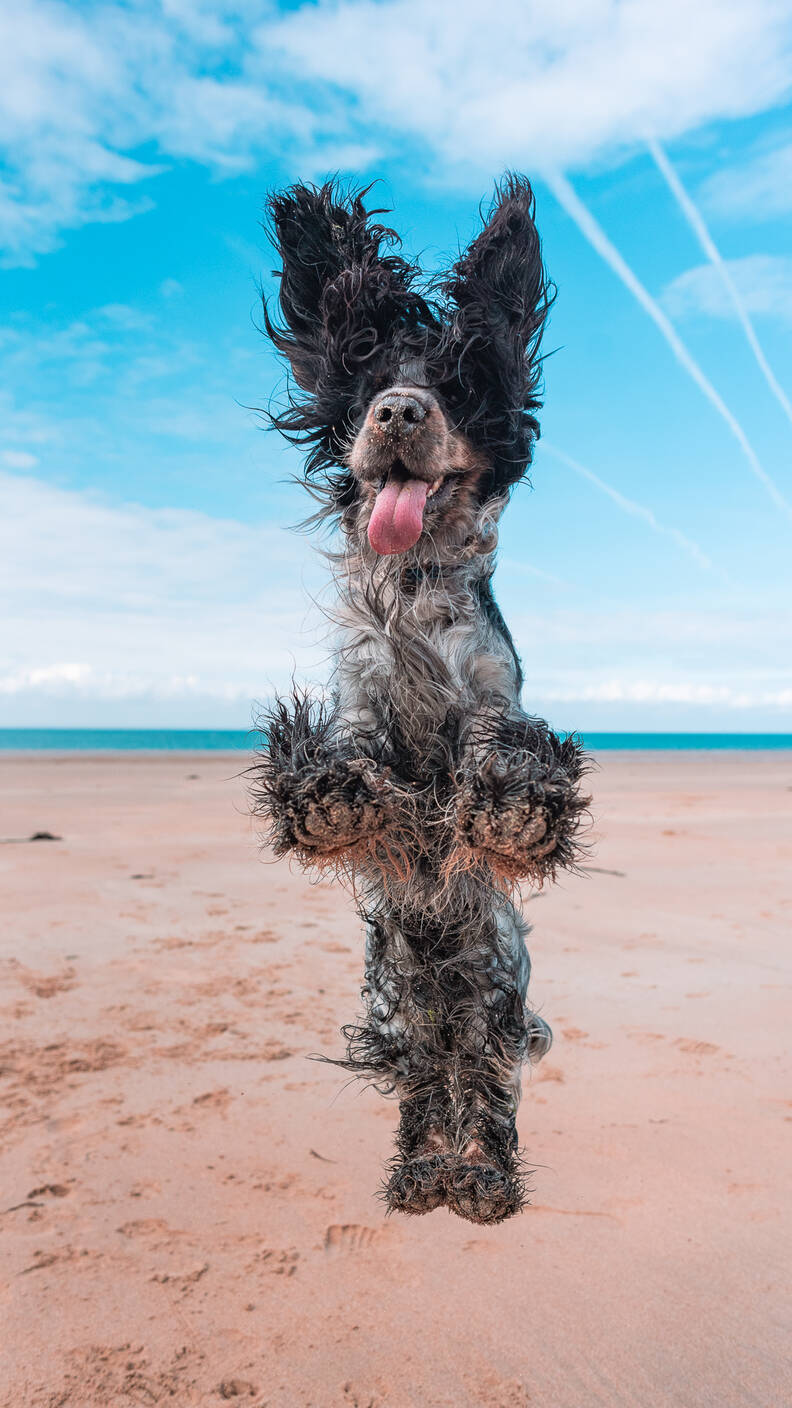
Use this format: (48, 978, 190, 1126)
(1, 0, 792, 729)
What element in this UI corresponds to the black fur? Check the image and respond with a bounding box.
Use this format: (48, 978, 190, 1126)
(252, 176, 589, 1225)
(262, 176, 554, 515)
(263, 182, 437, 513)
(427, 174, 556, 498)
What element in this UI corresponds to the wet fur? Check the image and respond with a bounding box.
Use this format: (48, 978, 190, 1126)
(251, 177, 590, 1224)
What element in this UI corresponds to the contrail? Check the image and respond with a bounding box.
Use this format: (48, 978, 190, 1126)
(648, 137, 792, 430)
(542, 443, 714, 572)
(543, 169, 792, 522)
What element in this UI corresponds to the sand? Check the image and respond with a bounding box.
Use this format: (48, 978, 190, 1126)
(0, 749, 790, 1408)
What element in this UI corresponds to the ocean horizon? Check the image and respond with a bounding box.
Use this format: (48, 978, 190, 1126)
(1, 728, 791, 752)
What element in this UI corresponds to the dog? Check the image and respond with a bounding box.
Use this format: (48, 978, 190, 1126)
(252, 177, 589, 1225)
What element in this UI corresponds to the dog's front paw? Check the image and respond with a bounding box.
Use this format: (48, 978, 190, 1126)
(454, 750, 586, 883)
(266, 757, 399, 862)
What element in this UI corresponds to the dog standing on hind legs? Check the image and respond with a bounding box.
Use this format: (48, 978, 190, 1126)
(252, 175, 590, 1225)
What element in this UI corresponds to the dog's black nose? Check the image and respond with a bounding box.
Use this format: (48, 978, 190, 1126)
(373, 392, 428, 432)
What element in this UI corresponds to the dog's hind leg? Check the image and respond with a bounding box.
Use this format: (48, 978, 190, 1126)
(339, 912, 456, 1216)
(444, 901, 551, 1225)
(384, 1084, 454, 1216)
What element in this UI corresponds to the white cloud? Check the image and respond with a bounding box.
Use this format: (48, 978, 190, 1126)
(1, 449, 38, 469)
(663, 254, 792, 325)
(268, 0, 792, 176)
(0, 469, 327, 722)
(0, 1, 312, 263)
(2, 0, 792, 263)
(701, 138, 792, 220)
(0, 391, 59, 447)
(0, 305, 258, 458)
(1, 470, 790, 727)
(509, 605, 792, 724)
(536, 679, 792, 707)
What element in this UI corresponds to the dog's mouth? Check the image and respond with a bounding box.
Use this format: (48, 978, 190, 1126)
(367, 462, 458, 556)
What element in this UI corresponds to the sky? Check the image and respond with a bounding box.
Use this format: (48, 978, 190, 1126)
(1, 0, 792, 732)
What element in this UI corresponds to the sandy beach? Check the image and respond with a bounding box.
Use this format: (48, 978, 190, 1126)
(1, 749, 789, 1408)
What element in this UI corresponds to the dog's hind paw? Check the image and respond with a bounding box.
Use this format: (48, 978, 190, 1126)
(383, 1154, 449, 1216)
(445, 1161, 525, 1225)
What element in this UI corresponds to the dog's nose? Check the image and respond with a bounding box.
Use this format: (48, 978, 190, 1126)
(372, 392, 428, 433)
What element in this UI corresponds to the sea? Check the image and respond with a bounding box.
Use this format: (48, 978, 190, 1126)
(0, 729, 791, 752)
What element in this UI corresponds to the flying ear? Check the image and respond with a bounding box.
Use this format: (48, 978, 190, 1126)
(264, 181, 429, 397)
(432, 174, 555, 490)
(262, 182, 432, 498)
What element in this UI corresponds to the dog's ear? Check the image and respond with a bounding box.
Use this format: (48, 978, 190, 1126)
(432, 174, 555, 493)
(265, 182, 394, 394)
(262, 183, 432, 505)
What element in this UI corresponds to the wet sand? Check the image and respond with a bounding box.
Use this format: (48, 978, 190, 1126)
(1, 750, 790, 1407)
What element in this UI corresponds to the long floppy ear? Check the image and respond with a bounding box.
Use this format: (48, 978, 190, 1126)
(262, 182, 432, 506)
(431, 174, 555, 495)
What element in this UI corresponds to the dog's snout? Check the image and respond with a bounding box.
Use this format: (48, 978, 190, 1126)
(372, 391, 429, 433)
(350, 383, 447, 485)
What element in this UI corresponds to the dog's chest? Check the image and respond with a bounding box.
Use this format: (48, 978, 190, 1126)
(334, 570, 518, 735)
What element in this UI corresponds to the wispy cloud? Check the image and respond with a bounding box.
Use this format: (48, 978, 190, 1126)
(663, 254, 792, 326)
(0, 469, 325, 721)
(1, 448, 38, 469)
(650, 139, 792, 428)
(0, 303, 262, 483)
(544, 170, 792, 522)
(542, 444, 715, 572)
(3, 470, 789, 726)
(701, 137, 792, 220)
(535, 679, 792, 708)
(270, 0, 792, 175)
(0, 1, 311, 263)
(3, 0, 792, 263)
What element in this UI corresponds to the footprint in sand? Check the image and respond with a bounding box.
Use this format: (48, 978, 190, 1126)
(27, 1182, 72, 1199)
(18, 968, 77, 999)
(342, 1384, 383, 1408)
(116, 1219, 184, 1248)
(150, 1262, 209, 1287)
(471, 1370, 533, 1407)
(56, 1343, 204, 1404)
(192, 1088, 233, 1111)
(256, 1248, 300, 1276)
(674, 1038, 720, 1056)
(217, 1379, 258, 1400)
(323, 1224, 393, 1255)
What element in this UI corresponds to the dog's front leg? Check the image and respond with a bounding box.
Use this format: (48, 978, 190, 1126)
(454, 710, 590, 884)
(252, 692, 406, 865)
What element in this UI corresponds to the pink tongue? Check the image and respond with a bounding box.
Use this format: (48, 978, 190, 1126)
(368, 477, 430, 555)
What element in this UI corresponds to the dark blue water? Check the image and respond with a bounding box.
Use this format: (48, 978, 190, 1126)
(1, 729, 791, 752)
(0, 729, 254, 752)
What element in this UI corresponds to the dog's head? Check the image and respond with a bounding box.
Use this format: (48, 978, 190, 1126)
(263, 177, 553, 555)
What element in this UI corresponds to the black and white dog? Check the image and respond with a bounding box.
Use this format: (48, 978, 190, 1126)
(253, 177, 589, 1224)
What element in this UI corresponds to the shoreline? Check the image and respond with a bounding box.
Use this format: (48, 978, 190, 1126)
(1, 744, 791, 760)
(2, 729, 792, 755)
